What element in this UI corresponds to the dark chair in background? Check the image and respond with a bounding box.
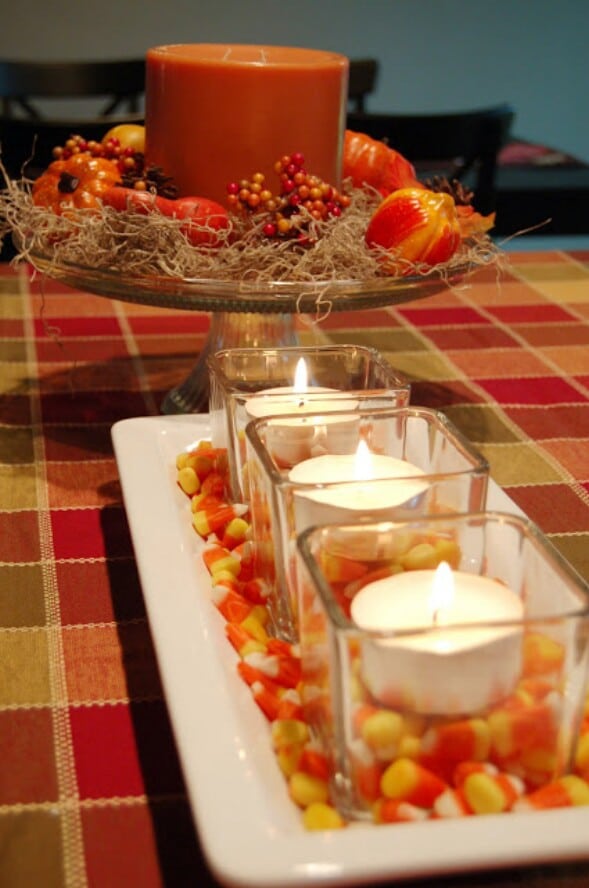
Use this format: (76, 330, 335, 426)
(0, 58, 145, 181)
(348, 59, 379, 113)
(347, 103, 515, 215)
(494, 139, 589, 236)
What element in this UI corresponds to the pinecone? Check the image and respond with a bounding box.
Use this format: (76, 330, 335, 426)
(424, 175, 473, 207)
(119, 161, 179, 199)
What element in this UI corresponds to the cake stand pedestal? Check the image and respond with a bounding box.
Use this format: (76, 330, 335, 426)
(161, 310, 299, 413)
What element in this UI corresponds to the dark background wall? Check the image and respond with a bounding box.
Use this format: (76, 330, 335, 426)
(1, 0, 587, 162)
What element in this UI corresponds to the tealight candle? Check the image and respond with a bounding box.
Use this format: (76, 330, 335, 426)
(244, 357, 335, 420)
(289, 440, 429, 528)
(351, 561, 524, 715)
(245, 358, 358, 466)
(145, 44, 348, 204)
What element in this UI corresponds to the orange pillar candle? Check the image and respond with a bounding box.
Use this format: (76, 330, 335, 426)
(145, 44, 349, 205)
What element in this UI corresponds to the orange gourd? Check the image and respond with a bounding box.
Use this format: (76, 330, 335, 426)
(343, 129, 421, 196)
(100, 186, 230, 247)
(32, 153, 121, 215)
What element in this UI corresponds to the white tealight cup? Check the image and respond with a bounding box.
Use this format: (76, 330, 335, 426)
(351, 564, 524, 716)
(246, 389, 359, 467)
(290, 451, 430, 529)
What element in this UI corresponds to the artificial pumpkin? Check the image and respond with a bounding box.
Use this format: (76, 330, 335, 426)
(32, 153, 121, 214)
(365, 186, 462, 275)
(343, 129, 421, 196)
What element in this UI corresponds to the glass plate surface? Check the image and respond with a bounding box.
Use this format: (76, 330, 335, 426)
(29, 247, 474, 313)
(112, 414, 589, 888)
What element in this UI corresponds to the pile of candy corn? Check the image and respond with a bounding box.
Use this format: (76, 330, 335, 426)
(176, 439, 589, 830)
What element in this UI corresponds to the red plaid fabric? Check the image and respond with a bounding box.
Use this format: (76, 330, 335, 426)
(1, 251, 589, 887)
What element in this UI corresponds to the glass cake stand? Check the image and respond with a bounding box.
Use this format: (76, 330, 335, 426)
(28, 250, 473, 413)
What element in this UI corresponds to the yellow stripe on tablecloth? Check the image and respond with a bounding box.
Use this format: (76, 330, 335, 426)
(380, 350, 462, 382)
(20, 272, 88, 888)
(476, 442, 569, 488)
(110, 300, 160, 416)
(532, 281, 589, 305)
(0, 465, 38, 510)
(511, 257, 589, 305)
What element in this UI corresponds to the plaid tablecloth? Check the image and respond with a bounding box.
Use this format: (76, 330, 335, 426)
(1, 250, 589, 888)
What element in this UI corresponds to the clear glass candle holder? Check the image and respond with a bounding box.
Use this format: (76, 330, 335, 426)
(245, 405, 489, 641)
(295, 512, 589, 822)
(207, 344, 410, 501)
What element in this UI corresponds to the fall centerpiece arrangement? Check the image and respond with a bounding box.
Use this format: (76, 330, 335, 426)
(0, 120, 499, 289)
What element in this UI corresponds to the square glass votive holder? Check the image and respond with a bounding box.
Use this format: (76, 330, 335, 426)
(207, 344, 411, 501)
(245, 405, 489, 642)
(295, 512, 589, 822)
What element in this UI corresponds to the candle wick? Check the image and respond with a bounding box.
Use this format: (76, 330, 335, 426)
(432, 608, 440, 627)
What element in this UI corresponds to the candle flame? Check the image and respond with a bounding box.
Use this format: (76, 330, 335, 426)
(353, 439, 376, 481)
(430, 561, 454, 626)
(293, 358, 309, 393)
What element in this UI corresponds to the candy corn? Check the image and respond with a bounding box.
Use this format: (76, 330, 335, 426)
(225, 623, 265, 658)
(461, 771, 524, 815)
(289, 771, 329, 808)
(380, 758, 447, 808)
(202, 544, 242, 578)
(244, 651, 301, 689)
(193, 502, 248, 538)
(513, 774, 589, 811)
(374, 797, 429, 824)
(302, 802, 345, 830)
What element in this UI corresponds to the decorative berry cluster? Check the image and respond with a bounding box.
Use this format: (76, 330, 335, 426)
(51, 134, 142, 177)
(226, 152, 351, 239)
(50, 134, 178, 197)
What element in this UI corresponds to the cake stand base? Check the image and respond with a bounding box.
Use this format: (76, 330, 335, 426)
(160, 310, 301, 414)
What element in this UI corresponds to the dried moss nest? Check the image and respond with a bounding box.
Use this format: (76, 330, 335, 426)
(0, 174, 502, 287)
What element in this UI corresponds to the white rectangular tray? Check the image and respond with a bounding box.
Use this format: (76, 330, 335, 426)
(112, 414, 589, 887)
